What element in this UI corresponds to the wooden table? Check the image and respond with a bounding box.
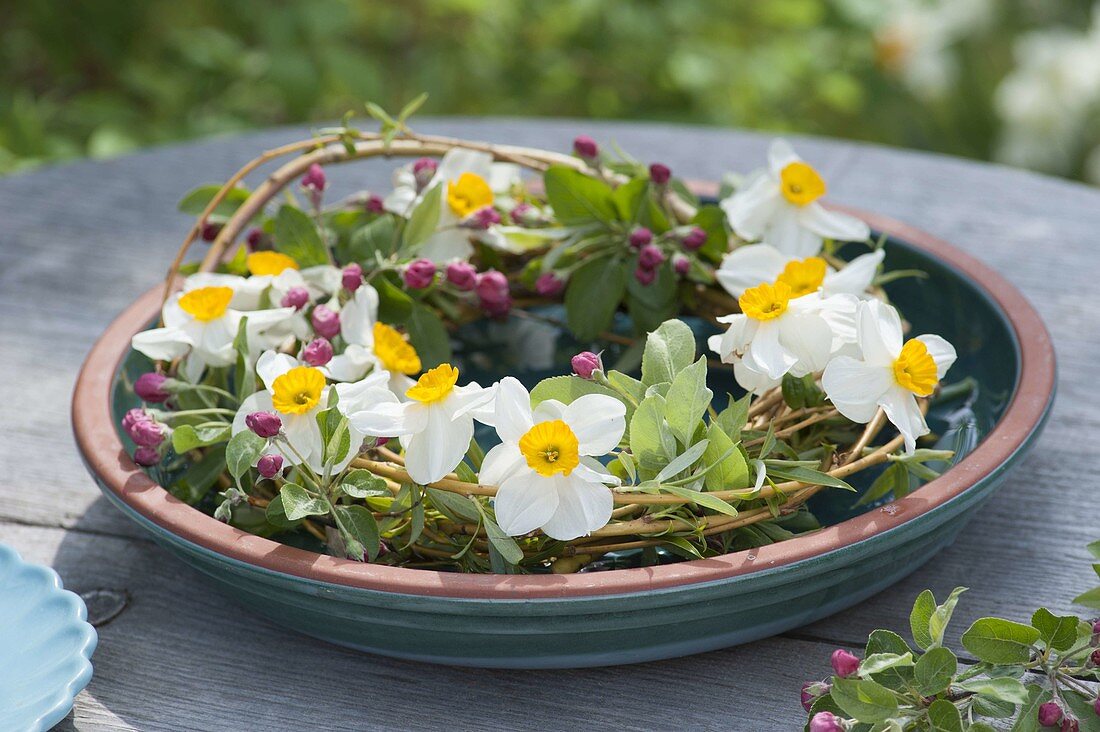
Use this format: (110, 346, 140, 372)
(1, 118, 1096, 730)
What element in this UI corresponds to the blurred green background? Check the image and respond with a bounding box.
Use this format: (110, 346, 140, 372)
(3, 0, 1100, 181)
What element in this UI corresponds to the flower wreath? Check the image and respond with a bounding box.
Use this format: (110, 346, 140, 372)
(125, 101, 959, 573)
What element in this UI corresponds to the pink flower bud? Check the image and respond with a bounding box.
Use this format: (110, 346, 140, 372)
(682, 226, 707, 251)
(573, 135, 599, 161)
(302, 338, 334, 367)
(281, 286, 310, 311)
(1039, 702, 1064, 727)
(466, 205, 501, 230)
(135, 372, 170, 403)
(1061, 716, 1080, 732)
(1093, 619, 1100, 634)
(535, 272, 565, 297)
(245, 227, 264, 251)
(628, 227, 653, 249)
(311, 305, 341, 340)
(412, 157, 438, 190)
(130, 419, 166, 447)
(571, 351, 603, 380)
(482, 295, 512, 318)
(121, 408, 151, 434)
(830, 649, 860, 678)
(1092, 649, 1100, 666)
(1093, 697, 1100, 717)
(445, 261, 478, 290)
(246, 411, 282, 439)
(809, 712, 843, 732)
(301, 163, 327, 192)
(634, 266, 656, 286)
(649, 163, 671, 185)
(672, 253, 690, 276)
(404, 259, 437, 290)
(476, 270, 510, 306)
(133, 446, 161, 467)
(257, 454, 284, 479)
(638, 244, 666, 270)
(366, 194, 385, 214)
(342, 263, 363, 292)
(200, 221, 221, 242)
(801, 681, 830, 712)
(510, 202, 542, 226)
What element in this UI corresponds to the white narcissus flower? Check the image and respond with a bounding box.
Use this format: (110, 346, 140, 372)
(322, 286, 422, 395)
(822, 300, 956, 454)
(131, 286, 294, 382)
(708, 281, 858, 385)
(383, 148, 522, 262)
(720, 140, 870, 258)
(716, 243, 885, 300)
(345, 364, 493, 485)
(478, 377, 625, 541)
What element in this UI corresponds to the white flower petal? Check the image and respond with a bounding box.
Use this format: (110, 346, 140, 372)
(879, 386, 929, 454)
(418, 228, 473, 263)
(339, 286, 379, 347)
(766, 205, 823, 258)
(778, 311, 834, 374)
(403, 406, 472, 484)
(447, 382, 496, 420)
(323, 347, 373, 383)
(347, 399, 425, 437)
(822, 356, 893, 424)
(824, 249, 885, 297)
(733, 358, 782, 395)
(256, 351, 298, 391)
(716, 244, 790, 298)
(333, 371, 392, 416)
(720, 173, 782, 241)
(562, 394, 626, 456)
(132, 327, 193, 361)
(745, 321, 797, 379)
(479, 442, 529, 488)
(859, 300, 905, 366)
(767, 138, 801, 175)
(531, 399, 566, 422)
(280, 412, 324, 468)
(798, 202, 871, 243)
(573, 457, 621, 486)
(916, 335, 958, 378)
(540, 476, 613, 541)
(493, 472, 558, 537)
(491, 377, 535, 443)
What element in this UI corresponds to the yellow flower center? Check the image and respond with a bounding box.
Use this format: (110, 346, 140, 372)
(776, 257, 827, 297)
(893, 339, 939, 397)
(270, 366, 326, 415)
(447, 173, 494, 218)
(739, 281, 792, 321)
(779, 161, 826, 206)
(405, 364, 459, 404)
(178, 286, 234, 322)
(246, 251, 299, 276)
(518, 420, 580, 477)
(373, 322, 421, 376)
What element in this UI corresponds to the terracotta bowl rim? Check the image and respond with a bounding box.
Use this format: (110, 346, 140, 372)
(72, 205, 1056, 600)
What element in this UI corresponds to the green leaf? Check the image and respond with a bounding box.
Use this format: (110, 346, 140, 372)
(225, 430, 266, 479)
(273, 204, 330, 267)
(641, 319, 696, 386)
(913, 646, 957, 696)
(854, 461, 909, 507)
(859, 653, 913, 676)
(764, 464, 854, 491)
(334, 504, 381, 561)
(702, 421, 749, 491)
(910, 589, 936, 649)
(339, 469, 390, 498)
(654, 440, 710, 483)
(171, 423, 231, 453)
(1031, 607, 1079, 651)
(375, 276, 415, 323)
(1073, 586, 1100, 609)
(716, 394, 751, 442)
(929, 586, 967, 648)
(476, 502, 523, 565)
(629, 395, 676, 472)
(170, 444, 226, 504)
(866, 629, 913, 657)
(660, 483, 738, 517)
(264, 493, 299, 529)
(542, 165, 617, 225)
(690, 205, 730, 262)
(781, 373, 824, 410)
(564, 256, 626, 340)
(830, 677, 898, 723)
(406, 303, 451, 368)
(955, 677, 1029, 705)
(607, 370, 646, 406)
(402, 182, 442, 251)
(426, 487, 481, 523)
(177, 183, 250, 218)
(317, 408, 351, 466)
(279, 483, 328, 521)
(664, 357, 712, 446)
(530, 375, 623, 408)
(926, 699, 964, 732)
(961, 617, 1040, 664)
(1009, 685, 1048, 732)
(345, 214, 398, 261)
(625, 265, 678, 333)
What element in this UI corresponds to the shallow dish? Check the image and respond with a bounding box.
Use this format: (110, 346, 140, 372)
(72, 209, 1055, 668)
(0, 544, 97, 730)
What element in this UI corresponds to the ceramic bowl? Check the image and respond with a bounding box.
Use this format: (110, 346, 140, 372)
(0, 544, 97, 730)
(72, 210, 1055, 668)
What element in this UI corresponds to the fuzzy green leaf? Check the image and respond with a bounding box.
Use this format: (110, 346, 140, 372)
(543, 165, 617, 225)
(273, 204, 329, 267)
(641, 319, 696, 386)
(402, 182, 442, 250)
(664, 357, 712, 446)
(961, 617, 1040, 665)
(564, 256, 627, 340)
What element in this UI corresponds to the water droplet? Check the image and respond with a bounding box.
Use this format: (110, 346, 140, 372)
(880, 504, 899, 516)
(746, 553, 757, 561)
(80, 588, 130, 627)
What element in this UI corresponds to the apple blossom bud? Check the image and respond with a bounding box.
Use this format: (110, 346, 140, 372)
(133, 446, 161, 467)
(638, 244, 666, 270)
(1093, 697, 1100, 717)
(649, 163, 671, 185)
(672, 253, 690, 276)
(301, 163, 327, 193)
(482, 295, 512, 318)
(246, 411, 282, 439)
(366, 194, 385, 214)
(1093, 648, 1100, 666)
(342, 263, 363, 292)
(476, 270, 510, 306)
(573, 135, 598, 161)
(628, 227, 653, 249)
(200, 221, 221, 242)
(121, 408, 150, 434)
(510, 202, 542, 226)
(801, 681, 830, 712)
(445, 261, 478, 291)
(412, 157, 438, 190)
(634, 266, 656, 286)
(571, 351, 603, 380)
(281, 286, 310, 311)
(809, 711, 843, 732)
(130, 419, 165, 447)
(466, 205, 502, 230)
(1039, 701, 1063, 727)
(257, 454, 284, 479)
(245, 227, 264, 251)
(1061, 716, 1079, 732)
(302, 338, 334, 367)
(311, 305, 341, 339)
(135, 372, 170, 403)
(682, 226, 707, 251)
(404, 259, 437, 290)
(831, 649, 860, 678)
(535, 272, 565, 297)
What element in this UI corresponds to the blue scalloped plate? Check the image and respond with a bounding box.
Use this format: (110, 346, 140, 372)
(0, 545, 97, 731)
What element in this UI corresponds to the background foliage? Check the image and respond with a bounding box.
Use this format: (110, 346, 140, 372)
(3, 0, 1100, 181)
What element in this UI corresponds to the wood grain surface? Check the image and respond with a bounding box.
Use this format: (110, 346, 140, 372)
(1, 118, 1096, 730)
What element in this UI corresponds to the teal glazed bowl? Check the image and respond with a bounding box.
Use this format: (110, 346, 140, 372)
(72, 209, 1055, 669)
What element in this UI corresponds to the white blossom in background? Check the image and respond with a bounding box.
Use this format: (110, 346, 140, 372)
(322, 286, 422, 395)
